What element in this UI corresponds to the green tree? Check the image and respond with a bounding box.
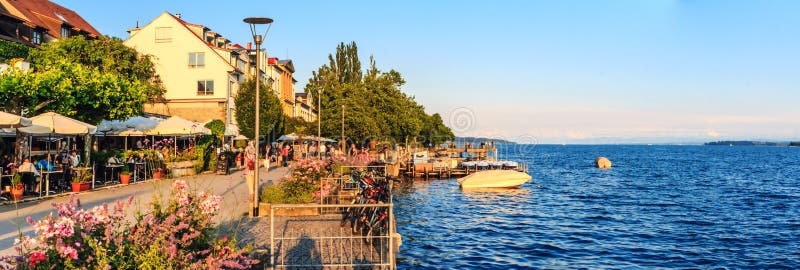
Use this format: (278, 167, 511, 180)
(204, 119, 225, 140)
(305, 42, 453, 145)
(0, 36, 164, 124)
(234, 77, 284, 140)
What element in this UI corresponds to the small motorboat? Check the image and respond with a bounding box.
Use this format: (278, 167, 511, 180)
(457, 170, 532, 189)
(476, 161, 490, 170)
(461, 161, 476, 169)
(489, 161, 504, 169)
(502, 161, 518, 169)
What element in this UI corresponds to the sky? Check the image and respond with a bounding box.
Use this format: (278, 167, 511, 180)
(54, 0, 800, 144)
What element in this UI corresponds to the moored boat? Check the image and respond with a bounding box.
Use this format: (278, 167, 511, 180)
(502, 161, 518, 169)
(457, 169, 532, 189)
(476, 161, 490, 170)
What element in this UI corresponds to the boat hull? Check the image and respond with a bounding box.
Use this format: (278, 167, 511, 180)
(457, 170, 532, 189)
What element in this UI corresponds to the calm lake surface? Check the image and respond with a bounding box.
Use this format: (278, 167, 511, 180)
(393, 145, 800, 269)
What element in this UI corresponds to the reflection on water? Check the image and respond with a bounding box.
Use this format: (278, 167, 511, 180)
(394, 145, 800, 269)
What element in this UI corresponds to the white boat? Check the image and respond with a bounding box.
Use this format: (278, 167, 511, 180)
(502, 161, 518, 169)
(461, 161, 476, 169)
(489, 161, 504, 169)
(457, 170, 532, 189)
(476, 160, 490, 170)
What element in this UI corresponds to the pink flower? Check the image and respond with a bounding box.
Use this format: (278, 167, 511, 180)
(199, 195, 222, 215)
(173, 180, 188, 191)
(29, 251, 46, 266)
(56, 217, 75, 238)
(175, 193, 190, 206)
(58, 245, 78, 260)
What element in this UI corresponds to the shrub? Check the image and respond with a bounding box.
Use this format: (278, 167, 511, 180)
(259, 158, 334, 204)
(1, 180, 257, 269)
(260, 184, 285, 204)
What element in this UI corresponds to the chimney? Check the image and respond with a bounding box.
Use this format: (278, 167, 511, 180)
(175, 13, 182, 19)
(125, 20, 142, 36)
(247, 42, 252, 50)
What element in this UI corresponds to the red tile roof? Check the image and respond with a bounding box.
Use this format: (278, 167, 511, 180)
(2, 0, 101, 38)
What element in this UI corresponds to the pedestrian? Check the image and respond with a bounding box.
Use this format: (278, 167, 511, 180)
(281, 145, 289, 167)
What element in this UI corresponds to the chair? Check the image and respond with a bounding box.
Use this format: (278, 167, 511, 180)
(21, 172, 36, 195)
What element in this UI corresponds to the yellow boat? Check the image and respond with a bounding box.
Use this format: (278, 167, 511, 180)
(457, 169, 532, 189)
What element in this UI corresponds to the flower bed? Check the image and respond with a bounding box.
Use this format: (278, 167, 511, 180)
(259, 158, 333, 206)
(1, 180, 257, 269)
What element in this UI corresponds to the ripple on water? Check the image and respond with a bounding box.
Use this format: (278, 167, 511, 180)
(394, 145, 800, 268)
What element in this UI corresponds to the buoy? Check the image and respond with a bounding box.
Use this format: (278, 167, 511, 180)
(596, 157, 612, 169)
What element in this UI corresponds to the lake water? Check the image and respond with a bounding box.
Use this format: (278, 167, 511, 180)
(393, 145, 800, 269)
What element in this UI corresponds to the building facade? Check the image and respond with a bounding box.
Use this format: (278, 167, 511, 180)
(124, 12, 251, 124)
(0, 0, 100, 46)
(293, 93, 317, 122)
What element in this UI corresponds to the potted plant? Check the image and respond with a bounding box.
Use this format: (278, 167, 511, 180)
(152, 166, 165, 179)
(119, 165, 132, 185)
(10, 173, 23, 201)
(71, 171, 91, 192)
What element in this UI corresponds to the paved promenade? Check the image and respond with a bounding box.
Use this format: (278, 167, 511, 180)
(0, 166, 289, 256)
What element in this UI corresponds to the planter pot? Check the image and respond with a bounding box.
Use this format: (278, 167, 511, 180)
(11, 185, 24, 201)
(168, 161, 199, 177)
(258, 203, 320, 217)
(119, 173, 131, 185)
(71, 182, 90, 192)
(153, 171, 164, 179)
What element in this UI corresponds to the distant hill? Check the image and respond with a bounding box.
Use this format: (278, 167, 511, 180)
(455, 137, 517, 144)
(705, 140, 792, 146)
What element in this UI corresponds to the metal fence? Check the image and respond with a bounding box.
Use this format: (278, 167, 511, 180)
(267, 164, 395, 269)
(268, 203, 396, 269)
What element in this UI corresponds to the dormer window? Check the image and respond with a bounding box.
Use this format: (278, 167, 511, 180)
(61, 25, 70, 38)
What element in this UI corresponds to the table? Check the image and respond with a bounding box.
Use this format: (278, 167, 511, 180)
(106, 164, 124, 184)
(134, 162, 147, 181)
(40, 170, 63, 197)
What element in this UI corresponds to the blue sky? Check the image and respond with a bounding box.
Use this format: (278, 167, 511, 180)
(55, 0, 800, 143)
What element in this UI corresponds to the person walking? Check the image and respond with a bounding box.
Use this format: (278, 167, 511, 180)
(244, 141, 257, 202)
(281, 145, 289, 167)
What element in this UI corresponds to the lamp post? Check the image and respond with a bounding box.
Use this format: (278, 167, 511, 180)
(244, 16, 273, 217)
(317, 89, 321, 159)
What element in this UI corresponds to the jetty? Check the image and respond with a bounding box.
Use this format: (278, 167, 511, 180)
(398, 143, 529, 180)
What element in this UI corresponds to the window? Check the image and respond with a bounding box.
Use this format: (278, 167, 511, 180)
(61, 26, 70, 38)
(30, 31, 42, 45)
(155, 27, 172, 42)
(197, 80, 214, 96)
(188, 52, 205, 68)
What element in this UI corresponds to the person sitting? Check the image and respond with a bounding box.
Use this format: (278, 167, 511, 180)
(18, 158, 39, 195)
(136, 152, 147, 180)
(37, 155, 53, 172)
(107, 155, 122, 166)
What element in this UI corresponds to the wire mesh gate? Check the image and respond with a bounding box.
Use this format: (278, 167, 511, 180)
(268, 204, 396, 269)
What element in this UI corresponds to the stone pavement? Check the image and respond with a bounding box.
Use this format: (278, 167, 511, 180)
(0, 165, 289, 256)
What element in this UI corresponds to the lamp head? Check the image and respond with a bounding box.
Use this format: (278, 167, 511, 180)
(244, 17, 274, 45)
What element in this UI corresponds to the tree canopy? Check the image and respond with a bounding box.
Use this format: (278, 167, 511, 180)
(0, 36, 164, 124)
(305, 42, 453, 145)
(234, 77, 284, 140)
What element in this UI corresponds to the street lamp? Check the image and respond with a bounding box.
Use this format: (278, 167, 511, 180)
(244, 16, 273, 217)
(317, 89, 321, 159)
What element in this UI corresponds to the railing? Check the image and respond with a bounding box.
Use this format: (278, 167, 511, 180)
(268, 203, 396, 269)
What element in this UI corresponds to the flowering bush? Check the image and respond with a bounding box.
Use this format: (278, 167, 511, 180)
(260, 158, 334, 204)
(1, 180, 257, 269)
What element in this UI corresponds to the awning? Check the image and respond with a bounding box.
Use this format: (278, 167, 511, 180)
(0, 111, 31, 127)
(145, 116, 211, 136)
(96, 116, 161, 136)
(30, 112, 97, 135)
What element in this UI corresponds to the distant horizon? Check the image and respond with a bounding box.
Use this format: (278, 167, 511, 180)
(53, 0, 800, 142)
(454, 135, 800, 145)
